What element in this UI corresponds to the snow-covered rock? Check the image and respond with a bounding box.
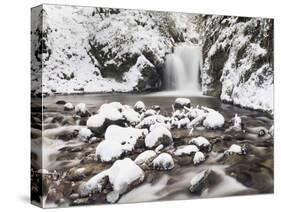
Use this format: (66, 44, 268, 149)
(95, 139, 124, 162)
(64, 102, 74, 111)
(136, 115, 168, 129)
(174, 98, 191, 109)
(134, 101, 146, 113)
(193, 151, 206, 165)
(122, 106, 141, 125)
(96, 125, 148, 162)
(189, 136, 211, 152)
(142, 109, 157, 118)
(145, 125, 173, 148)
(134, 150, 156, 165)
(86, 114, 106, 134)
(79, 158, 144, 202)
(105, 125, 148, 152)
(75, 103, 89, 117)
(202, 107, 225, 129)
(224, 144, 246, 155)
(174, 145, 199, 156)
(152, 153, 174, 170)
(78, 127, 92, 142)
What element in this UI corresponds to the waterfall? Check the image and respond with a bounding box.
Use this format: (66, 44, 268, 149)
(164, 46, 202, 94)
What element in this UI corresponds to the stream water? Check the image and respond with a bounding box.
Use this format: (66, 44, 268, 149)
(31, 93, 274, 207)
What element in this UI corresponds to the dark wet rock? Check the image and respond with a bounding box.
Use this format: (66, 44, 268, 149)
(189, 169, 219, 194)
(176, 155, 193, 166)
(51, 115, 64, 124)
(258, 129, 266, 137)
(151, 105, 160, 111)
(56, 130, 79, 141)
(56, 100, 67, 105)
(225, 162, 273, 193)
(211, 138, 227, 153)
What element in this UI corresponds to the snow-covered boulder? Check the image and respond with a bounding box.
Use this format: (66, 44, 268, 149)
(134, 101, 146, 113)
(122, 106, 141, 126)
(145, 125, 173, 148)
(87, 103, 126, 134)
(75, 103, 90, 117)
(78, 127, 92, 142)
(193, 151, 206, 165)
(105, 125, 148, 152)
(136, 115, 168, 129)
(174, 145, 199, 156)
(152, 153, 174, 170)
(95, 139, 124, 162)
(96, 125, 148, 162)
(202, 107, 225, 129)
(142, 109, 157, 118)
(224, 144, 246, 155)
(134, 150, 156, 165)
(98, 103, 124, 123)
(79, 158, 144, 202)
(172, 117, 190, 129)
(269, 125, 274, 137)
(64, 102, 74, 111)
(86, 114, 106, 135)
(189, 136, 211, 152)
(174, 98, 191, 109)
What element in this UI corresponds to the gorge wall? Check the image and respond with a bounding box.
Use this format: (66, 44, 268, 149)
(31, 5, 274, 113)
(199, 15, 273, 113)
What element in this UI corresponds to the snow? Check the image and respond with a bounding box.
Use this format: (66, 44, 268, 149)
(122, 106, 141, 125)
(32, 5, 197, 95)
(155, 144, 164, 153)
(145, 125, 173, 148)
(136, 115, 168, 129)
(174, 145, 199, 156)
(96, 125, 148, 162)
(105, 125, 148, 152)
(202, 108, 225, 129)
(175, 98, 191, 106)
(230, 114, 242, 130)
(95, 139, 124, 162)
(189, 136, 210, 148)
(75, 103, 87, 114)
(87, 114, 106, 128)
(134, 150, 156, 165)
(202, 16, 273, 112)
(79, 158, 144, 200)
(225, 144, 245, 155)
(98, 103, 123, 121)
(134, 101, 146, 112)
(64, 102, 74, 110)
(193, 151, 205, 165)
(78, 127, 92, 142)
(152, 153, 174, 170)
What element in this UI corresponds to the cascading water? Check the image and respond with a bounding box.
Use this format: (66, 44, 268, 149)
(164, 45, 202, 95)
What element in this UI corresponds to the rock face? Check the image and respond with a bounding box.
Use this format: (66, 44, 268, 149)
(199, 15, 273, 113)
(31, 5, 198, 95)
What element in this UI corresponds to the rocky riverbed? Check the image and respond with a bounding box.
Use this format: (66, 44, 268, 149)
(31, 94, 273, 208)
